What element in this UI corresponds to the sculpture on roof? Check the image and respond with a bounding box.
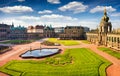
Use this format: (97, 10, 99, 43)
(99, 8, 112, 34)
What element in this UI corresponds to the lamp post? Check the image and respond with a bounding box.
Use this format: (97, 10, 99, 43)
(30, 46, 32, 54)
(40, 43, 41, 52)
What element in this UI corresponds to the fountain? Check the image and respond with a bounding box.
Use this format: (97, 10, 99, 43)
(40, 44, 41, 52)
(20, 44, 60, 58)
(29, 46, 32, 54)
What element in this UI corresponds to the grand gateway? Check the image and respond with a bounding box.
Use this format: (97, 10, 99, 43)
(86, 9, 120, 50)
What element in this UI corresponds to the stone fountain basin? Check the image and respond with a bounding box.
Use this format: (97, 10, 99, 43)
(20, 48, 60, 58)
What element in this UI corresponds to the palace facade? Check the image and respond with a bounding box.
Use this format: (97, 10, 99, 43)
(0, 23, 88, 41)
(27, 25, 55, 39)
(9, 24, 28, 40)
(59, 26, 85, 40)
(86, 9, 120, 50)
(0, 24, 10, 40)
(44, 25, 55, 38)
(54, 27, 64, 37)
(27, 25, 44, 39)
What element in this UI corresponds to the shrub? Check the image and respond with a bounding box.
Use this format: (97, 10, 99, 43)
(41, 41, 55, 46)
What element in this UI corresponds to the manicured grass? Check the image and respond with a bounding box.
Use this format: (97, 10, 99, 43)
(81, 40, 91, 44)
(0, 48, 111, 76)
(98, 47, 120, 59)
(48, 38, 79, 46)
(0, 40, 34, 44)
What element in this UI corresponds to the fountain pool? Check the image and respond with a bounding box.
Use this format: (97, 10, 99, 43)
(20, 48, 60, 58)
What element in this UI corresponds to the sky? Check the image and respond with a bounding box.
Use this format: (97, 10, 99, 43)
(0, 0, 120, 29)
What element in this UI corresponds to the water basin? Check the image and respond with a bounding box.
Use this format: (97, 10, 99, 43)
(20, 48, 60, 58)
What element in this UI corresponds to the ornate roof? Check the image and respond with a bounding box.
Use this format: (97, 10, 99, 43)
(44, 25, 54, 30)
(65, 26, 84, 29)
(34, 25, 44, 29)
(10, 25, 26, 31)
(102, 8, 109, 22)
(0, 24, 10, 28)
(28, 26, 34, 29)
(100, 8, 110, 27)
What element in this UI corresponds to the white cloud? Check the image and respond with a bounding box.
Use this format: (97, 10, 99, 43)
(90, 6, 116, 13)
(18, 16, 40, 20)
(1, 16, 119, 29)
(1, 15, 119, 29)
(2, 14, 119, 29)
(59, 1, 88, 13)
(17, 14, 78, 22)
(47, 0, 60, 4)
(0, 18, 29, 27)
(111, 12, 120, 17)
(0, 5, 33, 13)
(78, 21, 98, 29)
(38, 10, 52, 14)
(18, 0, 25, 2)
(111, 20, 120, 29)
(0, 14, 79, 27)
(39, 14, 78, 22)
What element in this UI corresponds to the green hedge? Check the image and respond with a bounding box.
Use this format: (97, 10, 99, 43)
(1, 40, 34, 44)
(98, 47, 120, 59)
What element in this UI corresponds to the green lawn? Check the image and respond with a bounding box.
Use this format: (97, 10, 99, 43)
(0, 40, 34, 44)
(48, 38, 80, 46)
(0, 48, 111, 76)
(81, 40, 91, 44)
(98, 47, 120, 59)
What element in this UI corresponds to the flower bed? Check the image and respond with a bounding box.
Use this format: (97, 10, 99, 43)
(41, 41, 60, 46)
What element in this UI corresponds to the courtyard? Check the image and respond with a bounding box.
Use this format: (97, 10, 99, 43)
(0, 38, 120, 76)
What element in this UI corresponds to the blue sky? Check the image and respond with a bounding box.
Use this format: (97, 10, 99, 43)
(0, 0, 120, 29)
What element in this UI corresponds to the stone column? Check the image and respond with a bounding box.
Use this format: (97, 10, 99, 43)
(105, 34, 107, 46)
(117, 37, 120, 49)
(112, 37, 113, 47)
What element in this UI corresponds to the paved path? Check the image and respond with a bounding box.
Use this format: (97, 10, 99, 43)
(0, 40, 120, 76)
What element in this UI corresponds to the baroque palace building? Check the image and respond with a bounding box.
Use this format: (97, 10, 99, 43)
(0, 24, 10, 40)
(27, 25, 55, 39)
(44, 25, 55, 38)
(27, 25, 44, 39)
(9, 24, 28, 40)
(86, 8, 120, 50)
(59, 26, 85, 40)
